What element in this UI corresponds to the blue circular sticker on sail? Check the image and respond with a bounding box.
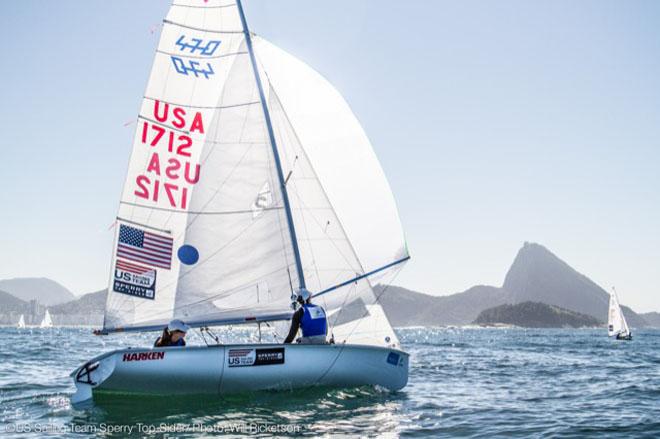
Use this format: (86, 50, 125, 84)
(177, 245, 199, 265)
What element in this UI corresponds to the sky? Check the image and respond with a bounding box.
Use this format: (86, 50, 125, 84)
(0, 1, 659, 312)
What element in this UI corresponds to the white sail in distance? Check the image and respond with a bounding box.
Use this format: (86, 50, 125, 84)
(101, 0, 409, 347)
(18, 315, 25, 328)
(40, 310, 53, 328)
(608, 289, 630, 337)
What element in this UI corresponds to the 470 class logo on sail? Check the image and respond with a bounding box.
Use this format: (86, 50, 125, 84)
(170, 35, 220, 79)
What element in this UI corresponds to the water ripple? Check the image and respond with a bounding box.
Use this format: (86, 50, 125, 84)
(0, 327, 659, 437)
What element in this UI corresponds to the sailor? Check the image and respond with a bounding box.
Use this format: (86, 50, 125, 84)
(616, 331, 632, 340)
(154, 319, 189, 347)
(284, 288, 328, 344)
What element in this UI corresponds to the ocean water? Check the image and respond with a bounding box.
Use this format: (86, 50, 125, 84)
(0, 327, 658, 438)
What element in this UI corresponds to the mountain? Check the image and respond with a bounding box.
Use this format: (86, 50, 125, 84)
(378, 285, 506, 326)
(0, 277, 76, 306)
(0, 286, 104, 326)
(501, 243, 647, 327)
(473, 302, 602, 328)
(51, 289, 106, 315)
(0, 290, 30, 313)
(49, 289, 106, 326)
(640, 312, 660, 328)
(378, 242, 650, 327)
(0, 289, 43, 325)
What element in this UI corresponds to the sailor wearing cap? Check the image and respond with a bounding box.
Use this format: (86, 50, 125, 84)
(154, 319, 190, 347)
(283, 288, 327, 344)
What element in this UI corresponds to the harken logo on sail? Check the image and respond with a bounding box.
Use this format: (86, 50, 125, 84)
(113, 259, 157, 300)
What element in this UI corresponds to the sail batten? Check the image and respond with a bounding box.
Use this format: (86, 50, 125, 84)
(171, 3, 237, 9)
(163, 20, 244, 34)
(143, 96, 258, 109)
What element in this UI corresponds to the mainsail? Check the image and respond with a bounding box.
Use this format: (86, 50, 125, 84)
(102, 0, 408, 348)
(608, 289, 630, 337)
(18, 314, 25, 328)
(40, 310, 53, 328)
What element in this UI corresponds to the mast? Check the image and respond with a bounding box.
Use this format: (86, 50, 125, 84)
(236, 0, 306, 290)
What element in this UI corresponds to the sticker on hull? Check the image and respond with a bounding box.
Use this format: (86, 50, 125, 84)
(387, 352, 403, 366)
(228, 348, 285, 367)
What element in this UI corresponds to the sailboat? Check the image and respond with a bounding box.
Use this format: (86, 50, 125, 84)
(40, 309, 53, 328)
(17, 314, 26, 329)
(71, 0, 410, 403)
(608, 288, 631, 340)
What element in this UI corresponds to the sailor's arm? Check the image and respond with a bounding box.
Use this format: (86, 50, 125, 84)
(283, 308, 303, 344)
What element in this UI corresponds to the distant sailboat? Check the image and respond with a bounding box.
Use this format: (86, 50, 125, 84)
(40, 309, 53, 328)
(17, 314, 26, 328)
(608, 288, 631, 340)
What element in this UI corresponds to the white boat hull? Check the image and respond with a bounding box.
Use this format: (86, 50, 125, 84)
(71, 343, 408, 403)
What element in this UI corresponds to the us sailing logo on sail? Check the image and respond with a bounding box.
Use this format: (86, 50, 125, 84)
(113, 224, 173, 300)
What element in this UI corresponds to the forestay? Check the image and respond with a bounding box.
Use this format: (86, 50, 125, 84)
(102, 0, 408, 348)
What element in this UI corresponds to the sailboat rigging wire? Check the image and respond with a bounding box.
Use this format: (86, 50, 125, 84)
(286, 267, 294, 298)
(264, 321, 280, 340)
(205, 326, 221, 344)
(197, 328, 210, 346)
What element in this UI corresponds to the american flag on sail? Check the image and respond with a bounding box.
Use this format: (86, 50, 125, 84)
(116, 224, 173, 269)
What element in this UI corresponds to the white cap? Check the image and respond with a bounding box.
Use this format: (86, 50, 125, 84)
(168, 319, 189, 333)
(297, 288, 312, 302)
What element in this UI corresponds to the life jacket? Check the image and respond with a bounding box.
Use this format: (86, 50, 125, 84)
(154, 335, 186, 347)
(300, 303, 327, 338)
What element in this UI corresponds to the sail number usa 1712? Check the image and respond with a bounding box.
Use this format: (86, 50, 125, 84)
(133, 100, 204, 210)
